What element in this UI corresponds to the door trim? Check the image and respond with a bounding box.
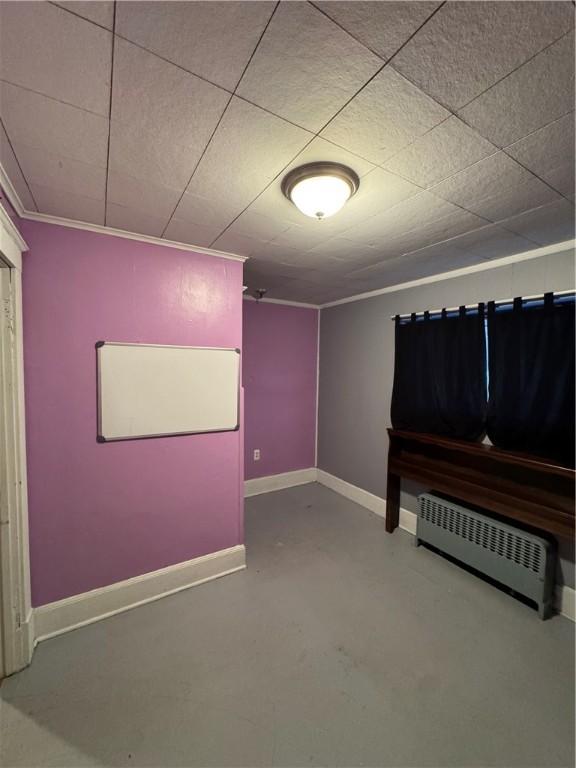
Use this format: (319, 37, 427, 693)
(0, 203, 32, 677)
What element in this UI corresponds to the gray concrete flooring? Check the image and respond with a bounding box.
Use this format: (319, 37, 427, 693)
(1, 483, 574, 767)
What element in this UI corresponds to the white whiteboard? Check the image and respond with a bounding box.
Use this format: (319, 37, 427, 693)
(97, 342, 240, 441)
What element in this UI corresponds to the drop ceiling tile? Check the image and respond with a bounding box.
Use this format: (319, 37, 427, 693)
(342, 192, 486, 249)
(246, 242, 303, 264)
(499, 199, 575, 246)
(210, 231, 269, 258)
(13, 143, 106, 201)
(162, 218, 223, 248)
(459, 31, 575, 147)
(0, 121, 36, 211)
(314, 2, 441, 60)
(227, 211, 293, 243)
(236, 2, 382, 132)
(383, 117, 497, 187)
(105, 204, 168, 238)
(307, 237, 380, 262)
(106, 172, 182, 221)
(170, 192, 240, 233)
(437, 224, 535, 262)
(348, 248, 485, 286)
(55, 2, 115, 30)
(178, 97, 311, 224)
(270, 225, 333, 251)
(504, 113, 575, 196)
(0, 1, 112, 115)
(0, 82, 109, 167)
(116, 1, 275, 92)
(431, 152, 561, 222)
(392, 1, 574, 111)
(109, 39, 229, 189)
(321, 67, 449, 164)
(29, 184, 104, 224)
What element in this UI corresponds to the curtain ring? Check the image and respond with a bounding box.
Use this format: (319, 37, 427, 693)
(513, 296, 522, 312)
(459, 305, 466, 317)
(478, 301, 485, 318)
(544, 292, 554, 311)
(424, 310, 430, 321)
(487, 300, 495, 317)
(410, 312, 417, 323)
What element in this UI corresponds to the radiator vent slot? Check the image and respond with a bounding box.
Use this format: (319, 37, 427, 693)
(419, 496, 542, 573)
(417, 493, 555, 619)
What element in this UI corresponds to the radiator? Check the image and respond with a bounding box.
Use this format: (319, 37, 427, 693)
(416, 493, 556, 619)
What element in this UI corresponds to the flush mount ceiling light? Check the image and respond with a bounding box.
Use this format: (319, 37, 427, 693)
(281, 162, 359, 221)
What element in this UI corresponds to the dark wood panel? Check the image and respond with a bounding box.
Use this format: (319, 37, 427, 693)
(386, 429, 575, 539)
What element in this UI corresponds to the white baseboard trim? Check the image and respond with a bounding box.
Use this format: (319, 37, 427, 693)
(316, 469, 416, 534)
(244, 468, 318, 497)
(34, 545, 246, 643)
(316, 468, 574, 622)
(556, 584, 575, 622)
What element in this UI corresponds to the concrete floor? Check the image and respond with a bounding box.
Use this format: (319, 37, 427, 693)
(1, 482, 574, 767)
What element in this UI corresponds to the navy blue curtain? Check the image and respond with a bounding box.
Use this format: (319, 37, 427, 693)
(391, 305, 487, 440)
(487, 294, 575, 468)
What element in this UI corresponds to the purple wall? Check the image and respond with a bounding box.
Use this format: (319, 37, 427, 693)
(20, 220, 244, 606)
(243, 300, 318, 480)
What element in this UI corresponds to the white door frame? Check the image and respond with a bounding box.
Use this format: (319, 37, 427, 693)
(0, 202, 32, 677)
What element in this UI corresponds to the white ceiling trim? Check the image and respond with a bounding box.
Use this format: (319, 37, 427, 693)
(243, 295, 320, 309)
(21, 210, 249, 262)
(0, 162, 248, 263)
(321, 239, 576, 309)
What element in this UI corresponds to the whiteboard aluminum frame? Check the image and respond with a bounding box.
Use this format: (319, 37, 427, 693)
(96, 341, 241, 442)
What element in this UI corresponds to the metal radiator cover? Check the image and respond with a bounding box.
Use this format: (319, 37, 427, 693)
(417, 493, 556, 619)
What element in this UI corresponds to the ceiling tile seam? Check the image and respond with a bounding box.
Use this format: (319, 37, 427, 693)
(308, 0, 442, 65)
(51, 0, 315, 132)
(159, 1, 282, 239)
(344, 222, 542, 278)
(306, 1, 387, 62)
(231, 1, 280, 92)
(0, 78, 108, 120)
(0, 115, 38, 212)
(207, 1, 449, 248)
(111, 31, 233, 100)
(103, 1, 117, 228)
(48, 1, 111, 33)
(502, 109, 575, 150)
(426, 149, 571, 225)
(110, 31, 321, 136)
(156, 97, 232, 239)
(455, 27, 575, 113)
(499, 148, 575, 204)
(495, 201, 576, 244)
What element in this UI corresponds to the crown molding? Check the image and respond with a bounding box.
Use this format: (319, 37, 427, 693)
(0, 163, 26, 218)
(0, 162, 248, 263)
(243, 295, 320, 309)
(21, 211, 248, 262)
(320, 239, 576, 309)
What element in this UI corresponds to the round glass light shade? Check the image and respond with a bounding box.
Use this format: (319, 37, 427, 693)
(282, 162, 359, 221)
(290, 175, 352, 220)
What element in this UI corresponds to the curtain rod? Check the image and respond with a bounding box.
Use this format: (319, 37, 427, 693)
(389, 290, 576, 320)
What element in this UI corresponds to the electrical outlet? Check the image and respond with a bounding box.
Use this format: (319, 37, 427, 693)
(253, 449, 260, 461)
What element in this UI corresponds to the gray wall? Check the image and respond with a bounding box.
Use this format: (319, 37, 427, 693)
(318, 248, 575, 587)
